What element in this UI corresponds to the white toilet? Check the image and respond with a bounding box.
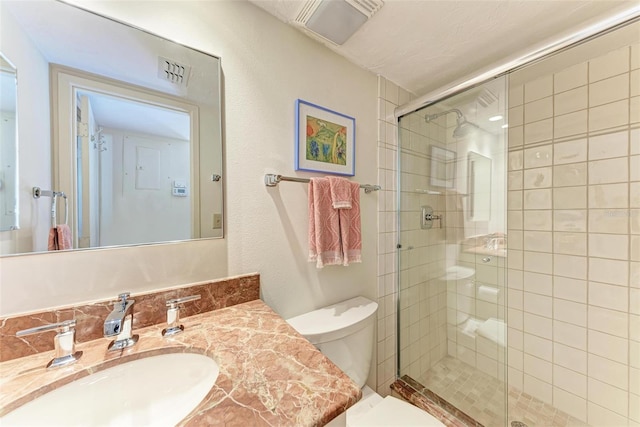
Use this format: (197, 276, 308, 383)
(287, 296, 445, 427)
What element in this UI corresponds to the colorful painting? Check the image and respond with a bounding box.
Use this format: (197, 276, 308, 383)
(305, 115, 347, 166)
(295, 100, 355, 176)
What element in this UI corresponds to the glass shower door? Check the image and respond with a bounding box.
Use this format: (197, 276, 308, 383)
(397, 76, 508, 426)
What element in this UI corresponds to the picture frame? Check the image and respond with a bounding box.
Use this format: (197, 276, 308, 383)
(295, 99, 355, 176)
(430, 145, 456, 188)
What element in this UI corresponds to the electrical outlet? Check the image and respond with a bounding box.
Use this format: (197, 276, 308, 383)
(212, 213, 222, 229)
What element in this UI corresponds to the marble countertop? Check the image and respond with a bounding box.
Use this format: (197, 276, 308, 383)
(0, 299, 361, 426)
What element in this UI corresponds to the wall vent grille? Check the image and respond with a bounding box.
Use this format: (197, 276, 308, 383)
(157, 56, 191, 87)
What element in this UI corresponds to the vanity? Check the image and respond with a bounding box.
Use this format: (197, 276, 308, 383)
(0, 274, 361, 426)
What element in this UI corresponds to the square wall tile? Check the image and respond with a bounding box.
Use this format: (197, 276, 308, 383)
(554, 232, 587, 256)
(589, 100, 629, 132)
(589, 130, 628, 160)
(524, 374, 553, 404)
(588, 183, 628, 209)
(524, 312, 552, 340)
(589, 209, 629, 234)
(523, 271, 553, 296)
(555, 138, 587, 165)
(524, 145, 553, 168)
(554, 386, 588, 422)
(509, 83, 524, 107)
(589, 46, 630, 83)
(554, 254, 587, 280)
(555, 62, 588, 93)
(554, 365, 587, 398)
(554, 276, 587, 303)
(588, 401, 629, 427)
(524, 191, 552, 210)
(524, 353, 552, 383)
(589, 259, 629, 287)
(588, 329, 628, 364)
(525, 97, 553, 123)
(524, 119, 553, 144)
(524, 167, 552, 189)
(509, 150, 524, 170)
(554, 162, 587, 187)
(509, 105, 524, 127)
(589, 73, 629, 107)
(588, 377, 629, 417)
(553, 186, 587, 209)
(555, 110, 588, 139)
(554, 210, 587, 232)
(524, 292, 552, 317)
(554, 299, 587, 327)
(588, 305, 629, 339)
(523, 210, 552, 231)
(588, 157, 628, 185)
(554, 342, 587, 374)
(554, 320, 587, 350)
(523, 251, 553, 274)
(588, 234, 628, 260)
(555, 86, 588, 115)
(525, 75, 553, 103)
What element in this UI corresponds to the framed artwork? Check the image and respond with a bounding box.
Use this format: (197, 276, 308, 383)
(295, 99, 355, 176)
(430, 145, 456, 188)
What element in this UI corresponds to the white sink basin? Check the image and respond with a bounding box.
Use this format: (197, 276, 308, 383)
(2, 352, 219, 426)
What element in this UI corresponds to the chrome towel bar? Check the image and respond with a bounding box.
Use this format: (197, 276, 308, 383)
(264, 174, 381, 193)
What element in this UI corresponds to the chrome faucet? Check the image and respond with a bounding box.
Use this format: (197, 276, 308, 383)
(104, 292, 139, 351)
(16, 319, 83, 368)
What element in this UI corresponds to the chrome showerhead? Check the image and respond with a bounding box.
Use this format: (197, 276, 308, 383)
(452, 118, 480, 138)
(425, 108, 479, 138)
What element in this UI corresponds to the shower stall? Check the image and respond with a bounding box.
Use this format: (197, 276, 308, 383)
(392, 15, 640, 427)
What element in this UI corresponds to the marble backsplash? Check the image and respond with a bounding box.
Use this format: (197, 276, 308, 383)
(0, 273, 260, 362)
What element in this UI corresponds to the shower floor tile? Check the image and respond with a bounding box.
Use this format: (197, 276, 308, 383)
(417, 356, 587, 427)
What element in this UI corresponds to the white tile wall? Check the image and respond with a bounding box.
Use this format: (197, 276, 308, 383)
(507, 38, 638, 425)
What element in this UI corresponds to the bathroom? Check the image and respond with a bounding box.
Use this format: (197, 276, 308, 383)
(0, 0, 638, 426)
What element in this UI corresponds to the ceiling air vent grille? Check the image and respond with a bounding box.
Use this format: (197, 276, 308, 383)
(157, 56, 191, 87)
(292, 0, 384, 45)
(294, 0, 324, 24)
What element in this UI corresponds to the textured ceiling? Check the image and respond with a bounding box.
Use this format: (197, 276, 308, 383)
(250, 0, 638, 97)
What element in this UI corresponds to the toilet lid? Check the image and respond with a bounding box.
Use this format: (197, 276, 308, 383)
(348, 396, 445, 427)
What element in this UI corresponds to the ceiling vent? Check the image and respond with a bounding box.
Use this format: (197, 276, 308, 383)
(158, 56, 191, 87)
(293, 0, 384, 45)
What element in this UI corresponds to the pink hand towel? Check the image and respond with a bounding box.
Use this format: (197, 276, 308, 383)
(337, 181, 362, 266)
(328, 176, 353, 209)
(48, 224, 72, 251)
(308, 177, 343, 268)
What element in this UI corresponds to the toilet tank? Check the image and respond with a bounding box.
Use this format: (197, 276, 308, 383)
(286, 296, 378, 388)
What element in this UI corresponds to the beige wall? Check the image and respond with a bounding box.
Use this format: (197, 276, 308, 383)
(506, 26, 640, 425)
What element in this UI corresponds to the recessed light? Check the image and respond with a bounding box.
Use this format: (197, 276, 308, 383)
(501, 124, 509, 129)
(489, 115, 503, 122)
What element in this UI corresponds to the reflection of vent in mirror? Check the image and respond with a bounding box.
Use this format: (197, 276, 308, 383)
(158, 57, 191, 87)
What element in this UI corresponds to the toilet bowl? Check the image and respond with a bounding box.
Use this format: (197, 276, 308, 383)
(287, 296, 444, 427)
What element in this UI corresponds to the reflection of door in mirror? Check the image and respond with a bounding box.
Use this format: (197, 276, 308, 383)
(467, 151, 491, 221)
(55, 67, 198, 249)
(0, 54, 18, 234)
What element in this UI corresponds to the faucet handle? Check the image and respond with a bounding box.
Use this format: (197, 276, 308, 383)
(165, 294, 201, 308)
(17, 320, 83, 369)
(163, 294, 201, 336)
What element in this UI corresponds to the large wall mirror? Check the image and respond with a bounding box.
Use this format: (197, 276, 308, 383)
(0, 0, 223, 256)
